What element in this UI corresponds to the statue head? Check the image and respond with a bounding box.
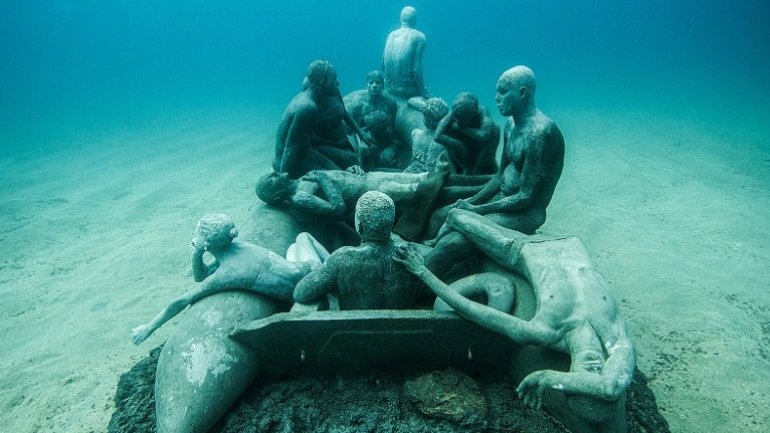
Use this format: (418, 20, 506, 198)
(421, 97, 449, 131)
(366, 70, 385, 97)
(193, 214, 238, 252)
(354, 191, 395, 242)
(364, 110, 390, 136)
(451, 92, 479, 127)
(306, 59, 338, 93)
(256, 171, 292, 206)
(496, 65, 536, 117)
(400, 6, 417, 27)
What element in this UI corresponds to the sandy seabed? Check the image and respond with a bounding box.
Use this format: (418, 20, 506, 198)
(1, 103, 768, 433)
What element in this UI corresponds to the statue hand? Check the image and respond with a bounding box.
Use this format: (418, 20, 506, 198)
(346, 165, 365, 175)
(452, 199, 477, 212)
(394, 245, 425, 274)
(190, 236, 208, 252)
(516, 370, 553, 410)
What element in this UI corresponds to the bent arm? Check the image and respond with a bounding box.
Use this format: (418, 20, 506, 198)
(191, 247, 217, 282)
(459, 109, 497, 143)
(293, 256, 340, 303)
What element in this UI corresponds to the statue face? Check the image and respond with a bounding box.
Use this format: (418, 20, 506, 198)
(367, 78, 384, 97)
(495, 81, 520, 117)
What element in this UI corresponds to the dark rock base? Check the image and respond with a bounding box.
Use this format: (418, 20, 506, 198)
(109, 346, 671, 433)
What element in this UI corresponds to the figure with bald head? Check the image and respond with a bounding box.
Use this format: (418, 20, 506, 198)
(382, 6, 428, 99)
(273, 60, 371, 179)
(427, 66, 565, 276)
(293, 191, 424, 310)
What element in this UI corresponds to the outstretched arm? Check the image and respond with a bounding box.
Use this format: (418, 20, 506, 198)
(517, 343, 635, 408)
(395, 245, 555, 345)
(130, 276, 232, 345)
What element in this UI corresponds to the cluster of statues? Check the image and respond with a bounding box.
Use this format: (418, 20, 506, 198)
(131, 6, 636, 432)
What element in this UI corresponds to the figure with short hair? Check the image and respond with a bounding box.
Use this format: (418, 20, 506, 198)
(434, 92, 500, 175)
(382, 6, 429, 99)
(396, 208, 635, 409)
(344, 71, 402, 170)
(404, 97, 449, 173)
(273, 60, 371, 178)
(293, 191, 423, 310)
(130, 214, 328, 344)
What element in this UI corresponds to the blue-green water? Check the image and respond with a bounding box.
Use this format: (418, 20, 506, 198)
(2, 0, 768, 148)
(1, 2, 769, 433)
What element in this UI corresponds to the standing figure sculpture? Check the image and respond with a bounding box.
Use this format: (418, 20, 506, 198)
(293, 191, 423, 310)
(130, 214, 327, 345)
(434, 92, 500, 175)
(397, 208, 635, 413)
(273, 60, 371, 179)
(382, 6, 429, 99)
(426, 66, 564, 270)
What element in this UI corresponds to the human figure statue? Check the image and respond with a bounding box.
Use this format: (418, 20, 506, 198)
(130, 214, 328, 345)
(433, 92, 500, 175)
(425, 66, 564, 263)
(396, 208, 636, 410)
(404, 97, 449, 173)
(293, 191, 423, 310)
(256, 170, 490, 225)
(343, 70, 403, 170)
(382, 6, 429, 99)
(273, 60, 372, 179)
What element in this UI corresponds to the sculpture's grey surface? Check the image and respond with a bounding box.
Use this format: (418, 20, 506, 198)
(256, 169, 488, 229)
(426, 65, 565, 266)
(405, 97, 449, 173)
(397, 208, 636, 432)
(149, 205, 315, 433)
(382, 6, 428, 99)
(294, 191, 424, 309)
(273, 60, 370, 178)
(434, 92, 500, 175)
(130, 214, 320, 345)
(343, 70, 405, 170)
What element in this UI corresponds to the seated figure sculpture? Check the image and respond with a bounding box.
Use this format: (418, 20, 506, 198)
(293, 191, 423, 309)
(434, 92, 500, 175)
(256, 170, 490, 226)
(130, 214, 328, 345)
(273, 60, 373, 179)
(343, 70, 403, 171)
(404, 97, 449, 173)
(396, 208, 636, 410)
(426, 66, 564, 269)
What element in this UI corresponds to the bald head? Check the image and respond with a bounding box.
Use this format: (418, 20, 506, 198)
(400, 6, 417, 27)
(496, 65, 537, 117)
(498, 66, 536, 95)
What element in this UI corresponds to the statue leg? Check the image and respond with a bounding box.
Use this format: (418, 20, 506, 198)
(286, 232, 330, 265)
(445, 209, 529, 270)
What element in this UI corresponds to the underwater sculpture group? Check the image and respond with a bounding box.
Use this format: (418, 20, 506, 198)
(130, 6, 638, 433)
